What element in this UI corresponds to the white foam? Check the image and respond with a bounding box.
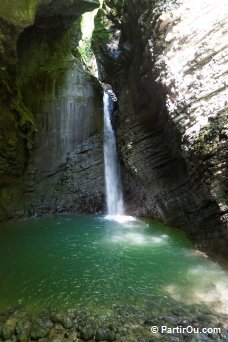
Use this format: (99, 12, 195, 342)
(104, 215, 136, 223)
(111, 232, 145, 244)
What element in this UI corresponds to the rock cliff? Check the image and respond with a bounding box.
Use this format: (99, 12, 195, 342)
(0, 0, 103, 219)
(95, 0, 228, 258)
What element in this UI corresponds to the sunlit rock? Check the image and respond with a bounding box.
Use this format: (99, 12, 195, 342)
(97, 0, 228, 258)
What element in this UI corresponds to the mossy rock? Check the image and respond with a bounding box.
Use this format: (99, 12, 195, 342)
(0, 0, 42, 27)
(92, 8, 111, 48)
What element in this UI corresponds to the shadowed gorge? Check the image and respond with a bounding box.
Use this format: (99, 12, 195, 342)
(93, 0, 228, 259)
(0, 0, 227, 341)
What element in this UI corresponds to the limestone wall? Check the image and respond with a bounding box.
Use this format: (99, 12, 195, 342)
(98, 0, 228, 257)
(0, 0, 102, 220)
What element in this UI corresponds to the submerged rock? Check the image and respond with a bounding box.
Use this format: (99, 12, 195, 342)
(30, 318, 53, 339)
(2, 318, 17, 339)
(78, 323, 96, 341)
(61, 317, 73, 330)
(15, 319, 31, 342)
(50, 312, 73, 330)
(95, 327, 116, 341)
(0, 300, 227, 342)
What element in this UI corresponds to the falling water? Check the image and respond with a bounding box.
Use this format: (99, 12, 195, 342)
(103, 92, 124, 216)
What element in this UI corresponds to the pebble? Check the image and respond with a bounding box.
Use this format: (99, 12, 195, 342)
(95, 327, 116, 341)
(0, 298, 226, 342)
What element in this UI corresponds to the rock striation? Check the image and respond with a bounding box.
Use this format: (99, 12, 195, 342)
(0, 0, 102, 220)
(25, 133, 104, 216)
(96, 0, 228, 258)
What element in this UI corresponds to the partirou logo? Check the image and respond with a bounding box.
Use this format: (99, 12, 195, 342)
(151, 325, 221, 335)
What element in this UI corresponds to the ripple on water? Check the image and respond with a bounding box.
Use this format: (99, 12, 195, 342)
(109, 232, 169, 246)
(0, 215, 227, 315)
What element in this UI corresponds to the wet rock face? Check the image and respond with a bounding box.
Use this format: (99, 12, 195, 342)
(20, 29, 104, 215)
(25, 134, 104, 216)
(0, 0, 103, 220)
(100, 0, 228, 257)
(0, 18, 36, 221)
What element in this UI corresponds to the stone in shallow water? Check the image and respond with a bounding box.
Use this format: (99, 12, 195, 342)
(62, 316, 73, 329)
(65, 331, 79, 341)
(172, 307, 187, 316)
(15, 319, 31, 342)
(2, 318, 17, 339)
(95, 327, 116, 341)
(30, 318, 53, 339)
(66, 309, 77, 319)
(50, 312, 73, 329)
(48, 335, 65, 342)
(78, 323, 96, 341)
(143, 318, 158, 326)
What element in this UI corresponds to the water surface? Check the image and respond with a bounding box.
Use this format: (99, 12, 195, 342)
(0, 215, 227, 314)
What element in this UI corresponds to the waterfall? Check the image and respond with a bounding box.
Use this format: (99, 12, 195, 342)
(103, 91, 124, 216)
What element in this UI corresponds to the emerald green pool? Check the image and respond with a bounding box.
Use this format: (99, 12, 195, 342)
(0, 215, 227, 314)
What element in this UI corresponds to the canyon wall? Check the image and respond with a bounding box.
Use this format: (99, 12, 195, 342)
(96, 0, 228, 257)
(0, 0, 104, 219)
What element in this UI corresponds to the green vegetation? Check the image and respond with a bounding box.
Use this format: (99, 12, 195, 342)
(92, 8, 110, 48)
(74, 5, 103, 76)
(0, 0, 41, 26)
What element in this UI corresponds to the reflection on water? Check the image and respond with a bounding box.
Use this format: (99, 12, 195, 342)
(110, 232, 169, 245)
(165, 260, 228, 314)
(0, 215, 227, 315)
